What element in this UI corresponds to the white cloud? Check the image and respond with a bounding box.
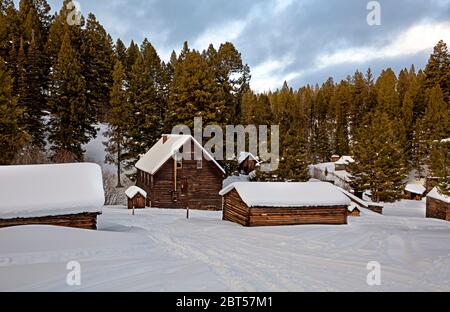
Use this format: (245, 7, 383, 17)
(193, 20, 247, 50)
(250, 56, 303, 92)
(315, 21, 450, 69)
(274, 0, 295, 13)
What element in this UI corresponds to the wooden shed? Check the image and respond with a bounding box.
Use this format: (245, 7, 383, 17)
(404, 183, 426, 200)
(219, 182, 351, 227)
(125, 186, 147, 209)
(237, 152, 260, 175)
(135, 134, 225, 210)
(348, 204, 361, 217)
(334, 156, 355, 171)
(0, 163, 104, 230)
(426, 187, 450, 221)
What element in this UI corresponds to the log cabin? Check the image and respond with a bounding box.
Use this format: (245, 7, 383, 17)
(135, 134, 225, 210)
(404, 183, 426, 200)
(0, 163, 104, 230)
(348, 204, 361, 217)
(219, 182, 351, 227)
(237, 152, 260, 175)
(334, 156, 355, 171)
(125, 186, 147, 209)
(426, 187, 450, 221)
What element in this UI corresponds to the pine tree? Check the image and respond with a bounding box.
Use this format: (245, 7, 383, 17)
(428, 140, 450, 196)
(349, 110, 408, 202)
(82, 13, 114, 120)
(166, 50, 225, 130)
(104, 60, 128, 187)
(424, 40, 450, 106)
(422, 85, 449, 142)
(114, 38, 127, 65)
(0, 56, 29, 164)
(48, 31, 94, 161)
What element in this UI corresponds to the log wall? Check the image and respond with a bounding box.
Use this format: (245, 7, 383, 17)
(223, 190, 348, 227)
(137, 141, 224, 211)
(0, 212, 101, 230)
(426, 197, 450, 221)
(127, 193, 146, 209)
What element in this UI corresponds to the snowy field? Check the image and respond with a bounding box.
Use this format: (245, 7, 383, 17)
(0, 201, 449, 292)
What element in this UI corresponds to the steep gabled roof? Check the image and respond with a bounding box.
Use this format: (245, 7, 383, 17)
(238, 152, 260, 165)
(125, 186, 147, 199)
(135, 135, 225, 175)
(335, 156, 355, 165)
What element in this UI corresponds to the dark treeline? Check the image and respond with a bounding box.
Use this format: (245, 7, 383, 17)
(0, 0, 448, 201)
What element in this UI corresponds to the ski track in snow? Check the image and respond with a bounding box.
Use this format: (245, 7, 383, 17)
(0, 201, 450, 292)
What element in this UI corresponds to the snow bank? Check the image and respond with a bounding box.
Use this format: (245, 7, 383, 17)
(125, 186, 147, 199)
(405, 183, 426, 195)
(0, 163, 104, 219)
(220, 182, 351, 208)
(427, 187, 450, 203)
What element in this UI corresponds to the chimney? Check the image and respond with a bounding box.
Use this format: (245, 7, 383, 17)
(162, 135, 168, 144)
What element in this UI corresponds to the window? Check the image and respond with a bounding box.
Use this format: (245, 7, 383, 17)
(177, 159, 183, 169)
(197, 159, 203, 169)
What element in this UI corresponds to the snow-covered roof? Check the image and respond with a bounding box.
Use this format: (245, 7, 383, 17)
(339, 188, 383, 208)
(219, 182, 351, 208)
(0, 163, 104, 219)
(335, 156, 355, 165)
(427, 187, 450, 203)
(348, 203, 360, 212)
(238, 152, 259, 165)
(405, 183, 426, 195)
(135, 135, 225, 175)
(125, 186, 147, 199)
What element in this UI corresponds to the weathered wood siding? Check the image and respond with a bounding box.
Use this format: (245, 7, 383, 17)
(426, 197, 450, 221)
(239, 158, 257, 174)
(127, 193, 146, 209)
(0, 212, 101, 230)
(223, 189, 250, 226)
(223, 191, 348, 227)
(348, 209, 361, 217)
(136, 141, 224, 211)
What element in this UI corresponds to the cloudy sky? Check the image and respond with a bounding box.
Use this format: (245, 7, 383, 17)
(45, 0, 450, 92)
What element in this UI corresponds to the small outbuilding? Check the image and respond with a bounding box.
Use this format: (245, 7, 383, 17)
(426, 187, 450, 221)
(335, 156, 355, 171)
(125, 186, 147, 209)
(331, 155, 340, 162)
(0, 163, 104, 230)
(404, 183, 426, 200)
(348, 204, 361, 217)
(237, 152, 260, 175)
(219, 182, 351, 227)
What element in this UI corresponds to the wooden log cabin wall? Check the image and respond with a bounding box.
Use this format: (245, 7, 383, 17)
(136, 135, 225, 211)
(221, 182, 351, 227)
(0, 213, 101, 230)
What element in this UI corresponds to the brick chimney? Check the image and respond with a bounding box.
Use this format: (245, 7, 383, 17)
(162, 135, 168, 144)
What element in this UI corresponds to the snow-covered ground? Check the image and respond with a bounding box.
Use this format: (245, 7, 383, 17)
(1, 200, 449, 292)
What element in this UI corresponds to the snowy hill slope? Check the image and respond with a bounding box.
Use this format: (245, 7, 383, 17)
(0, 201, 449, 292)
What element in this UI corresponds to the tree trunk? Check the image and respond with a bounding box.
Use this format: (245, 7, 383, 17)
(116, 140, 123, 188)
